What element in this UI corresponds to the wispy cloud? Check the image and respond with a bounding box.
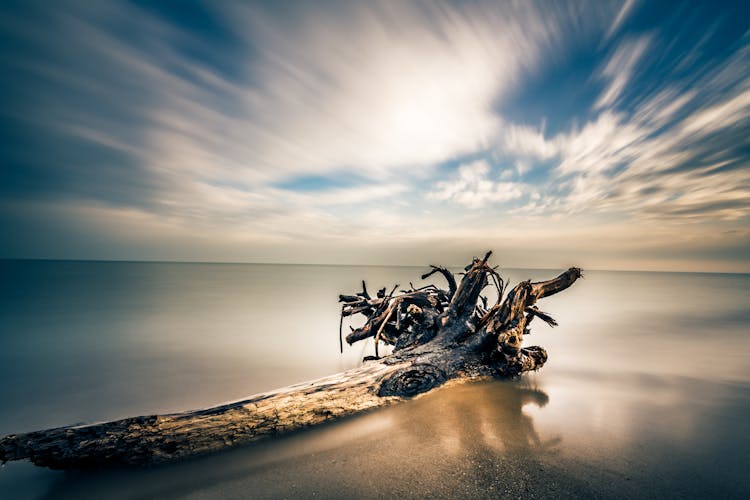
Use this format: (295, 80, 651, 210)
(604, 0, 637, 41)
(594, 34, 650, 110)
(470, 25, 750, 227)
(428, 160, 523, 209)
(1, 0, 748, 271)
(1, 1, 613, 215)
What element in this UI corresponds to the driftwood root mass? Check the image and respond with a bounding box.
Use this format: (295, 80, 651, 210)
(0, 252, 581, 469)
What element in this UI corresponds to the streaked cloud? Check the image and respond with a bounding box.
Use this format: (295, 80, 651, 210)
(594, 35, 650, 110)
(428, 160, 523, 209)
(604, 0, 637, 41)
(0, 0, 748, 271)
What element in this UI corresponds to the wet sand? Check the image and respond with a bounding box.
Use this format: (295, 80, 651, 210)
(3, 373, 748, 499)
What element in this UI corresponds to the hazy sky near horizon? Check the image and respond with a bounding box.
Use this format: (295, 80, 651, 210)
(1, 0, 749, 271)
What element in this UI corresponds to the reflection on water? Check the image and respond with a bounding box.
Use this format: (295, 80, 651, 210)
(390, 381, 558, 457)
(9, 381, 558, 499)
(0, 261, 749, 498)
(0, 376, 750, 499)
(2, 375, 748, 499)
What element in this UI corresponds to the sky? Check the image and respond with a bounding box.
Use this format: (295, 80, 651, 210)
(1, 0, 749, 272)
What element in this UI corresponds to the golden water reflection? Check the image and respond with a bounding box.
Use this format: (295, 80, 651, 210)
(385, 379, 560, 457)
(5, 374, 748, 499)
(29, 380, 562, 499)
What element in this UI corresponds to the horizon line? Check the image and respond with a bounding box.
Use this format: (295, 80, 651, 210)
(1, 257, 748, 277)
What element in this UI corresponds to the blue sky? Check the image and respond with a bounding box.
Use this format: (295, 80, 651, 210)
(1, 0, 749, 271)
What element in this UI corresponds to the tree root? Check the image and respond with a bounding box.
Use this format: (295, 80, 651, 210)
(0, 251, 581, 469)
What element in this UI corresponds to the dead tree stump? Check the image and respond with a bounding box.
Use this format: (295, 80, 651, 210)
(0, 252, 581, 469)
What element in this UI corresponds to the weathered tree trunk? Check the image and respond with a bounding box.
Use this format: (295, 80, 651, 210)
(0, 252, 581, 470)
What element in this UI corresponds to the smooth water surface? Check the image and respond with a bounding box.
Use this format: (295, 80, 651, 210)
(0, 261, 748, 498)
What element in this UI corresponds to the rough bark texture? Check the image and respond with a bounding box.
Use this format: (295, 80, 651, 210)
(0, 252, 581, 470)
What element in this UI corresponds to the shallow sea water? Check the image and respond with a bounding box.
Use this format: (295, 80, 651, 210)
(0, 261, 748, 498)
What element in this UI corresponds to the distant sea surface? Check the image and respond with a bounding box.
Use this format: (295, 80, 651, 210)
(1, 260, 749, 498)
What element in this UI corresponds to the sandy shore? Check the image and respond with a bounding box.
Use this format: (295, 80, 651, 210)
(2, 375, 748, 499)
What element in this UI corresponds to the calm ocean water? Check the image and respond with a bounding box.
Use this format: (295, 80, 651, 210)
(1, 260, 748, 498)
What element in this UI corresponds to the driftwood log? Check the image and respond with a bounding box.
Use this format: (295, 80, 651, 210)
(0, 252, 581, 469)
